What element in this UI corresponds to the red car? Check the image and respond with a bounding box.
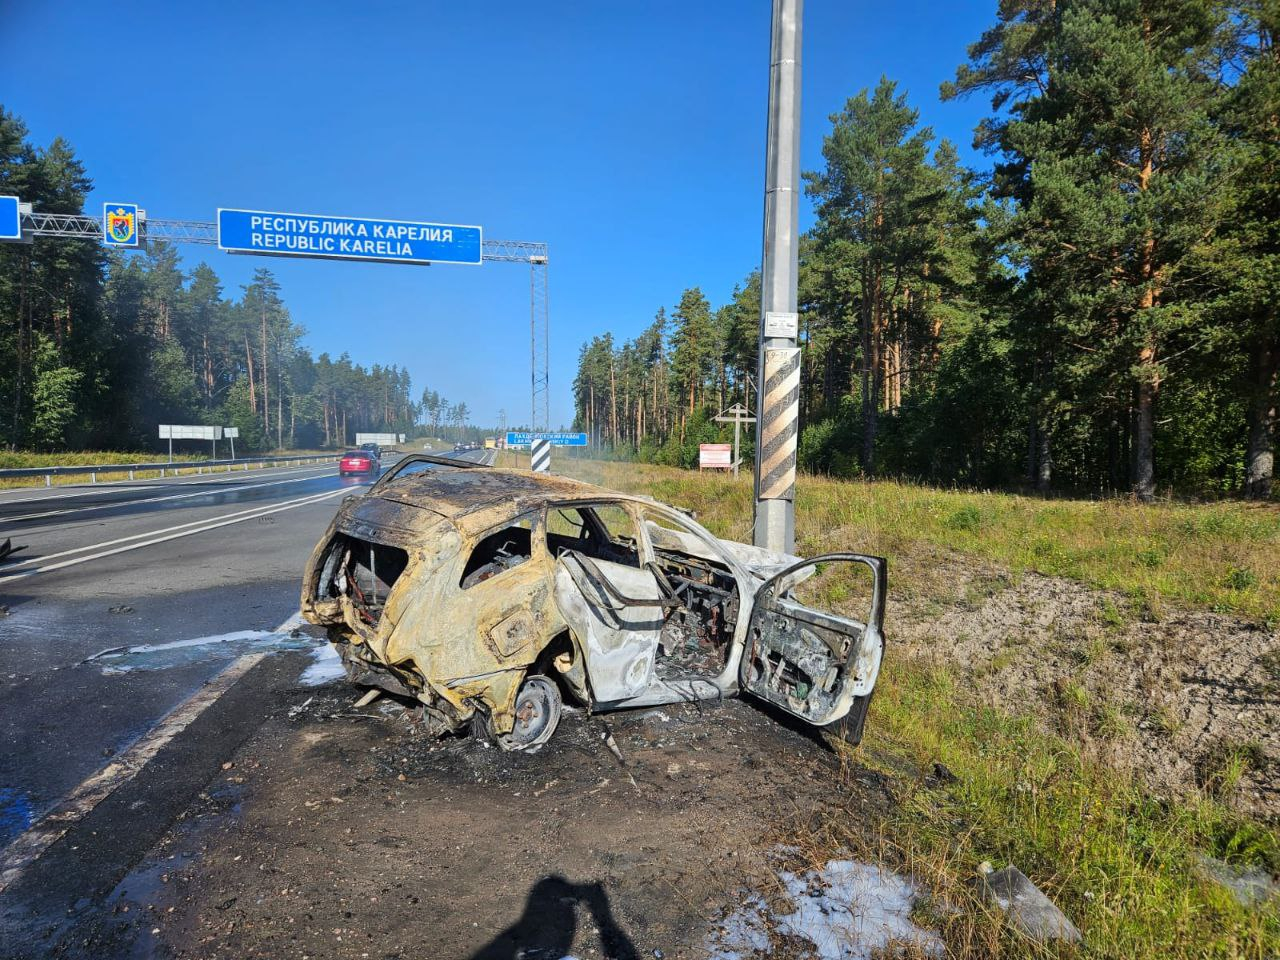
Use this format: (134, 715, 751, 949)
(338, 450, 380, 477)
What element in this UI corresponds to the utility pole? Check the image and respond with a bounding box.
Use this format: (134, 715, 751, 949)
(753, 0, 802, 553)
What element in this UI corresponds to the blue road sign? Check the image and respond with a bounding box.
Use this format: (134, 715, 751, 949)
(217, 208, 482, 265)
(507, 432, 588, 447)
(103, 203, 141, 247)
(0, 196, 21, 241)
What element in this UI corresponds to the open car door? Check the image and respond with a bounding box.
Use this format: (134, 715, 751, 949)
(739, 553, 887, 745)
(553, 551, 677, 703)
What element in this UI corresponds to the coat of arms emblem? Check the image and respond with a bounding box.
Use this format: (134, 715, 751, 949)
(106, 207, 136, 244)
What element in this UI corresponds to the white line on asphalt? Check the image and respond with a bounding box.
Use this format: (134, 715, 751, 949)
(0, 485, 354, 574)
(1, 466, 335, 522)
(0, 486, 357, 584)
(0, 461, 335, 508)
(0, 612, 305, 893)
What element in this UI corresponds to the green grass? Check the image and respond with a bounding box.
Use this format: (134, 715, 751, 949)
(838, 659, 1279, 958)
(524, 456, 1280, 957)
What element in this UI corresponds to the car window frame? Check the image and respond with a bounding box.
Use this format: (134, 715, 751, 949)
(456, 510, 543, 591)
(543, 499, 651, 567)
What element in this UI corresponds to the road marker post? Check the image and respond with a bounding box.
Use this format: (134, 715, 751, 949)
(531, 438, 552, 473)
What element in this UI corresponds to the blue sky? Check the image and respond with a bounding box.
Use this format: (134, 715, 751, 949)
(3, 1, 996, 429)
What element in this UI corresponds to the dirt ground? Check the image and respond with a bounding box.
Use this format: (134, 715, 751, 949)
(61, 682, 894, 960)
(890, 545, 1280, 816)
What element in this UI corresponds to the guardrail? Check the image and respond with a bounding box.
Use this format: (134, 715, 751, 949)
(0, 453, 336, 487)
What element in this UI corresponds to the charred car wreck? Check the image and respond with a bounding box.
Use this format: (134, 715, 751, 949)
(301, 455, 887, 750)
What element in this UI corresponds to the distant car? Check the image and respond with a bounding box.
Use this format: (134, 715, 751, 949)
(360, 442, 382, 459)
(338, 450, 380, 477)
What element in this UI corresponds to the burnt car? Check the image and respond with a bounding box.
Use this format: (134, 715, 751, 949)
(301, 454, 886, 750)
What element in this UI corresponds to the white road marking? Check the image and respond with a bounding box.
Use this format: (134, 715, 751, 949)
(0, 613, 305, 893)
(0, 485, 357, 584)
(1, 466, 335, 523)
(0, 462, 335, 509)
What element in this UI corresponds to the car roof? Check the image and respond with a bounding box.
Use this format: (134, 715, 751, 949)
(372, 466, 619, 532)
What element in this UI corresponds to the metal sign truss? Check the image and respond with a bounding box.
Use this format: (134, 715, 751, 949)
(18, 211, 551, 431)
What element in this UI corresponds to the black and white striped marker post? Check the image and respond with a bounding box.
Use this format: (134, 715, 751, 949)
(531, 438, 552, 473)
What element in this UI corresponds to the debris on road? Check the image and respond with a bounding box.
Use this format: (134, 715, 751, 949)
(0, 538, 26, 564)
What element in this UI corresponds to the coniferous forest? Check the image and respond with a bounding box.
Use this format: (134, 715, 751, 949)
(572, 1, 1278, 500)
(0, 108, 420, 454)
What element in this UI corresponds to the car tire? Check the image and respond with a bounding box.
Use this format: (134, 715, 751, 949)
(489, 675, 562, 752)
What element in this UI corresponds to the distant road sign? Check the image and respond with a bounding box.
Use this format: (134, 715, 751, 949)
(355, 432, 399, 447)
(217, 208, 482, 265)
(103, 203, 140, 247)
(506, 432, 588, 447)
(0, 196, 21, 241)
(159, 425, 222, 440)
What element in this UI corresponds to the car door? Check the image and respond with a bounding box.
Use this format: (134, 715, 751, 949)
(549, 504, 677, 703)
(738, 553, 887, 744)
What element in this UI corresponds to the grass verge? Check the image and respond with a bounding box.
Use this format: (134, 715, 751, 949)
(534, 457, 1280, 625)
(521, 455, 1279, 956)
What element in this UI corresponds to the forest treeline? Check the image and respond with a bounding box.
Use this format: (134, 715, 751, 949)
(0, 107, 423, 453)
(572, 0, 1278, 499)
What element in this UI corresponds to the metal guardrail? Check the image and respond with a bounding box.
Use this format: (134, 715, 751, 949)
(0, 454, 334, 487)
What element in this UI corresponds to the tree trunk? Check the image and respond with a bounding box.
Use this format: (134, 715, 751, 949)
(1132, 127, 1160, 502)
(244, 333, 257, 413)
(1244, 326, 1278, 498)
(260, 312, 270, 435)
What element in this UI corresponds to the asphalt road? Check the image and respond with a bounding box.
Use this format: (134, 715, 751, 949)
(0, 446, 495, 920)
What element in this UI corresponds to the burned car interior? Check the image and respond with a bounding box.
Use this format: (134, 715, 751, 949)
(301, 456, 886, 750)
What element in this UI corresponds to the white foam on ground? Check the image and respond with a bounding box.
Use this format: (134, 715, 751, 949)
(92, 630, 272, 659)
(710, 859, 942, 960)
(299, 642, 345, 686)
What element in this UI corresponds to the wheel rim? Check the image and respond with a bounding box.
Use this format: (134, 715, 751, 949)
(497, 675, 561, 751)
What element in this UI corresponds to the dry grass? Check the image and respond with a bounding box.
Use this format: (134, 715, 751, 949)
(509, 453, 1280, 957)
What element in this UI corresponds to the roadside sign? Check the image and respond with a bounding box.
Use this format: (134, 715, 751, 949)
(217, 208, 483, 265)
(355, 432, 399, 447)
(0, 196, 20, 241)
(159, 425, 222, 440)
(699, 443, 733, 471)
(223, 427, 240, 438)
(159, 424, 223, 462)
(505, 431, 587, 447)
(103, 203, 141, 247)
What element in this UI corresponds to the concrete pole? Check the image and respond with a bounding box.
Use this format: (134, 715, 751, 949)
(753, 0, 802, 553)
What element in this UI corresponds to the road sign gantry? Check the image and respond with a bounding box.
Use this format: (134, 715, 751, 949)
(8, 208, 553, 431)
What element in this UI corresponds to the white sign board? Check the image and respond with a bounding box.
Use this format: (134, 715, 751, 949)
(764, 311, 798, 339)
(159, 424, 223, 440)
(355, 432, 399, 446)
(224, 427, 240, 438)
(699, 443, 733, 470)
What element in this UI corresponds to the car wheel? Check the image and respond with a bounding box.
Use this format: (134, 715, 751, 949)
(491, 675, 562, 751)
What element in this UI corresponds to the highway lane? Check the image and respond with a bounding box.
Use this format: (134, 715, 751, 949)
(0, 448, 493, 846)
